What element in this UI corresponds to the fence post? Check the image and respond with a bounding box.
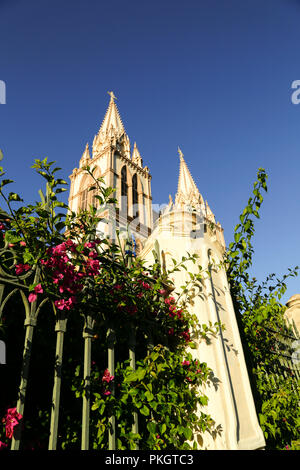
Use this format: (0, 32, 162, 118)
(48, 314, 67, 450)
(11, 277, 40, 450)
(81, 314, 94, 450)
(107, 328, 116, 450)
(129, 326, 139, 449)
(10, 320, 35, 450)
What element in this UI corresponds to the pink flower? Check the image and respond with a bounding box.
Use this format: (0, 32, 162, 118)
(182, 360, 190, 366)
(103, 391, 111, 396)
(29, 284, 43, 303)
(20, 241, 26, 247)
(54, 296, 76, 311)
(102, 369, 114, 383)
(55, 299, 66, 310)
(168, 328, 174, 336)
(15, 263, 31, 275)
(0, 223, 6, 231)
(65, 239, 77, 252)
(164, 296, 175, 305)
(142, 281, 151, 290)
(34, 284, 43, 294)
(180, 330, 191, 343)
(84, 242, 95, 249)
(158, 289, 166, 295)
(85, 258, 100, 275)
(2, 407, 23, 440)
(28, 293, 37, 303)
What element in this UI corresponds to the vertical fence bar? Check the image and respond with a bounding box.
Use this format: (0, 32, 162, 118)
(11, 320, 35, 450)
(81, 315, 94, 450)
(48, 316, 67, 450)
(129, 326, 139, 449)
(11, 280, 40, 450)
(107, 328, 116, 450)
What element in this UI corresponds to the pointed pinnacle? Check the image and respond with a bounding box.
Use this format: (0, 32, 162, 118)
(178, 147, 184, 160)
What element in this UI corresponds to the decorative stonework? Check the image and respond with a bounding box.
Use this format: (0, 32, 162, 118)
(68, 93, 153, 240)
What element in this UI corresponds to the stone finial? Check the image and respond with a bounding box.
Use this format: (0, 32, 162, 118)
(79, 143, 90, 168)
(132, 142, 143, 166)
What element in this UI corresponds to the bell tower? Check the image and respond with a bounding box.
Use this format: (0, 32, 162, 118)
(68, 92, 153, 244)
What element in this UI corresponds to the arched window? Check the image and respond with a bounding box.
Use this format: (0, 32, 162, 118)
(121, 166, 128, 214)
(81, 188, 88, 210)
(132, 174, 139, 218)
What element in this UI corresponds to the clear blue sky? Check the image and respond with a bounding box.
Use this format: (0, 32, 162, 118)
(0, 0, 299, 303)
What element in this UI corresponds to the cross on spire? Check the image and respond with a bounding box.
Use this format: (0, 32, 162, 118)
(107, 91, 117, 102)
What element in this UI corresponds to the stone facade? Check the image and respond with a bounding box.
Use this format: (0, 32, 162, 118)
(68, 92, 266, 450)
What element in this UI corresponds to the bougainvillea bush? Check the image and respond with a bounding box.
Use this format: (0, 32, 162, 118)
(0, 156, 222, 450)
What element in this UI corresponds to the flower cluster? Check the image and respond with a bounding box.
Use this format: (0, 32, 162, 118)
(28, 284, 43, 303)
(163, 296, 191, 343)
(182, 358, 203, 383)
(36, 239, 102, 311)
(0, 407, 23, 449)
(15, 263, 31, 275)
(102, 369, 114, 396)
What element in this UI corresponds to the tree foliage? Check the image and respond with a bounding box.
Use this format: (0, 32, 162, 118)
(225, 168, 300, 450)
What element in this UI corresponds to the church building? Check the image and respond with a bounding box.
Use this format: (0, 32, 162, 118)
(68, 92, 266, 450)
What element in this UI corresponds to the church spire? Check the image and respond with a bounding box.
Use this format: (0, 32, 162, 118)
(175, 147, 204, 208)
(98, 91, 125, 137)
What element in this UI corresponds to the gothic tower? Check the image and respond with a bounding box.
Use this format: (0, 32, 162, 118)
(141, 148, 265, 450)
(68, 92, 153, 244)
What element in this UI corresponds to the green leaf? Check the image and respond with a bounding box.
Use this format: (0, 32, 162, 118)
(183, 427, 193, 440)
(4, 231, 21, 244)
(0, 179, 14, 188)
(55, 188, 67, 194)
(140, 405, 150, 416)
(145, 390, 154, 402)
(8, 192, 23, 202)
(125, 368, 146, 383)
(147, 422, 157, 434)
